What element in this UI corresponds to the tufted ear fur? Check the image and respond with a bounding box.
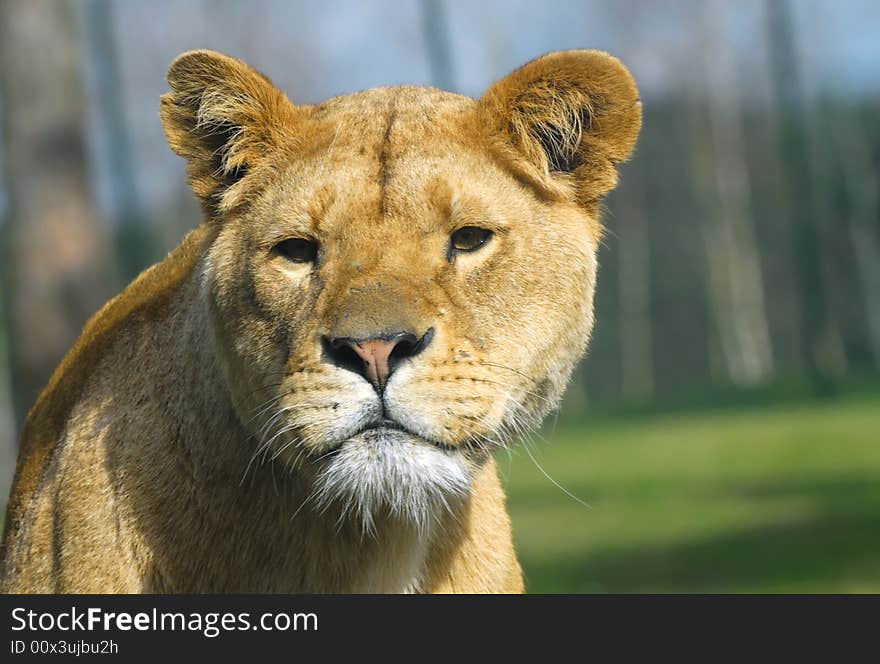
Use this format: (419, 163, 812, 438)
(160, 50, 301, 217)
(480, 50, 641, 204)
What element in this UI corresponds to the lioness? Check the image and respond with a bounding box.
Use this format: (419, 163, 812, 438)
(0, 49, 640, 593)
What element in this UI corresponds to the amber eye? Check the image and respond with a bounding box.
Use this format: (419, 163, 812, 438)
(274, 238, 318, 264)
(450, 226, 493, 254)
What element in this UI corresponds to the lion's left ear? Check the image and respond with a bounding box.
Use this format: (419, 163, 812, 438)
(479, 50, 641, 202)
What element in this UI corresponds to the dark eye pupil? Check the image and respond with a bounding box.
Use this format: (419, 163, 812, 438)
(451, 226, 492, 253)
(276, 238, 318, 263)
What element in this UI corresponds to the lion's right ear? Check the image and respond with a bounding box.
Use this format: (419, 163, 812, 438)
(160, 50, 301, 217)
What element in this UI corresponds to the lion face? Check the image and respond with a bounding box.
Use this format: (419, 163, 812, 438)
(161, 50, 640, 532)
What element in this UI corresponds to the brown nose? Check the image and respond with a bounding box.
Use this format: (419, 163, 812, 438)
(325, 329, 434, 391)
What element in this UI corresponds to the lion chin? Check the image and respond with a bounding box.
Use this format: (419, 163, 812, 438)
(311, 427, 472, 538)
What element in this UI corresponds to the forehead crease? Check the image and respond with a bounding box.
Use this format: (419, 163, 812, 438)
(299, 96, 393, 162)
(379, 111, 469, 223)
(378, 91, 401, 217)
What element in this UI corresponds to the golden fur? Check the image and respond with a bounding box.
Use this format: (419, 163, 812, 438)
(0, 49, 640, 592)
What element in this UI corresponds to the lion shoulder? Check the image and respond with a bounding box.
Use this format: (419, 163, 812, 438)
(1, 225, 210, 567)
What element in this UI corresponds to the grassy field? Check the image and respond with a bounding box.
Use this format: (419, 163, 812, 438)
(503, 394, 880, 593)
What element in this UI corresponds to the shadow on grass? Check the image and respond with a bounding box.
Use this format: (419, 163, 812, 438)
(519, 476, 880, 593)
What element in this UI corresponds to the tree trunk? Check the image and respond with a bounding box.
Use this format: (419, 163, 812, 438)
(616, 164, 654, 401)
(694, 0, 775, 386)
(0, 0, 117, 427)
(764, 0, 837, 392)
(830, 113, 880, 367)
(420, 0, 456, 91)
(0, 287, 15, 499)
(81, 0, 158, 281)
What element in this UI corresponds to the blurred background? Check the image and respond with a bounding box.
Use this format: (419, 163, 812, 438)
(0, 0, 878, 592)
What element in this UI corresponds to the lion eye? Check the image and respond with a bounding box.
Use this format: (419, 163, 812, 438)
(275, 238, 318, 264)
(450, 226, 492, 254)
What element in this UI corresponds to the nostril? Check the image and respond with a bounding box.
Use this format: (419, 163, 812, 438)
(388, 333, 418, 363)
(322, 336, 364, 376)
(390, 327, 434, 363)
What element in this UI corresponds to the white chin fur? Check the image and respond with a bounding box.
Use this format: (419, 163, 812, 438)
(312, 429, 472, 537)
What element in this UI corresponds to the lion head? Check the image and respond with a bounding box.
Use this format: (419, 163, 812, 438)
(160, 49, 640, 534)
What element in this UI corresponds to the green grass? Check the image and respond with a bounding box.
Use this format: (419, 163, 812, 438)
(502, 394, 880, 593)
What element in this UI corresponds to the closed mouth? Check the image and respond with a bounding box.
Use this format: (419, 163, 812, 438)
(362, 417, 408, 433)
(358, 418, 458, 452)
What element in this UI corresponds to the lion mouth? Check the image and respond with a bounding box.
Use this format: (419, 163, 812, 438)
(356, 417, 458, 452)
(361, 417, 408, 434)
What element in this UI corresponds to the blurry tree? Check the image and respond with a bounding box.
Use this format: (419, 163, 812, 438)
(81, 0, 158, 281)
(0, 275, 14, 498)
(420, 0, 456, 91)
(0, 0, 117, 428)
(615, 161, 654, 400)
(828, 109, 880, 366)
(765, 0, 837, 392)
(801, 95, 871, 377)
(795, 13, 880, 369)
(741, 60, 805, 376)
(802, 95, 849, 375)
(691, 1, 774, 386)
(1, 91, 14, 493)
